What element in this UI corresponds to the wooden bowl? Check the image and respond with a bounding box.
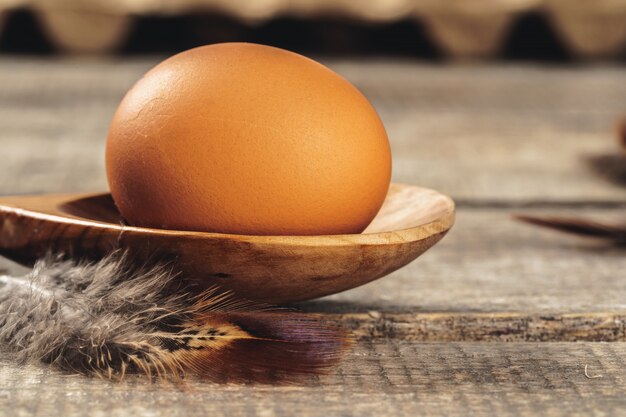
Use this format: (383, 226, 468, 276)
(0, 183, 454, 303)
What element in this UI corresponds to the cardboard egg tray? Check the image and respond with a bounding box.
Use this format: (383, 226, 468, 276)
(0, 0, 625, 58)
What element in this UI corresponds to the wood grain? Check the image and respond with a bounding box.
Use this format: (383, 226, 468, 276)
(2, 206, 626, 314)
(1, 59, 626, 417)
(1, 60, 625, 203)
(295, 207, 626, 314)
(333, 311, 626, 342)
(1, 341, 626, 417)
(0, 185, 454, 303)
(3, 206, 626, 336)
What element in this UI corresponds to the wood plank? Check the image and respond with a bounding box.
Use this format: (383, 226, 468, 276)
(0, 60, 625, 203)
(1, 59, 626, 417)
(298, 206, 626, 314)
(1, 341, 625, 417)
(334, 311, 626, 342)
(1, 206, 625, 316)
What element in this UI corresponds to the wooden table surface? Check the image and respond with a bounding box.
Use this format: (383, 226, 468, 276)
(1, 58, 625, 417)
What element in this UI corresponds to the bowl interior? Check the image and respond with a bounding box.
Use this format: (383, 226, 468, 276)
(364, 184, 453, 233)
(58, 183, 453, 236)
(60, 194, 121, 224)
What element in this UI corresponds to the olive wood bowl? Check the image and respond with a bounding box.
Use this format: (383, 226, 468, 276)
(0, 183, 455, 303)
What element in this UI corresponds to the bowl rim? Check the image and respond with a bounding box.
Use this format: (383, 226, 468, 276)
(0, 183, 456, 247)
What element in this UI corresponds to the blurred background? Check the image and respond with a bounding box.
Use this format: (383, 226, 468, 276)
(0, 0, 625, 59)
(1, 0, 625, 203)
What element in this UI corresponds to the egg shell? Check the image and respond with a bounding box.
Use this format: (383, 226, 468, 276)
(106, 43, 391, 235)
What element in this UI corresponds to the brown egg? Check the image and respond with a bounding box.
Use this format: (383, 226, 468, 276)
(106, 43, 391, 235)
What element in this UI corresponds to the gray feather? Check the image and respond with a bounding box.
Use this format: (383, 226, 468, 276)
(0, 253, 350, 382)
(0, 253, 185, 377)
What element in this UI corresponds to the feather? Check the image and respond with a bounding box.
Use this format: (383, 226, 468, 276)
(514, 214, 626, 244)
(618, 118, 626, 154)
(0, 253, 350, 383)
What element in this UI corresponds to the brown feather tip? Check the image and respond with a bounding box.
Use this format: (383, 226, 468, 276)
(618, 118, 626, 153)
(0, 253, 352, 384)
(513, 214, 626, 243)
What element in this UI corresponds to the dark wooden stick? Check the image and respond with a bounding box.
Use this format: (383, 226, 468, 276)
(514, 214, 626, 243)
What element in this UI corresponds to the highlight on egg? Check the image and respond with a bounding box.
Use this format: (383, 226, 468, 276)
(106, 42, 391, 236)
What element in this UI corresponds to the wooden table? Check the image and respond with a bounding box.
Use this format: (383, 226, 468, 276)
(1, 58, 625, 417)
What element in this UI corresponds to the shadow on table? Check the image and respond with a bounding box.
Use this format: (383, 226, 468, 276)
(288, 299, 495, 314)
(584, 153, 626, 187)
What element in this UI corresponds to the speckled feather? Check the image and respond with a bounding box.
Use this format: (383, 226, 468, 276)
(0, 253, 350, 383)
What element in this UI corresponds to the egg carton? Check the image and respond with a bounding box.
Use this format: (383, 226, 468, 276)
(0, 0, 625, 58)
